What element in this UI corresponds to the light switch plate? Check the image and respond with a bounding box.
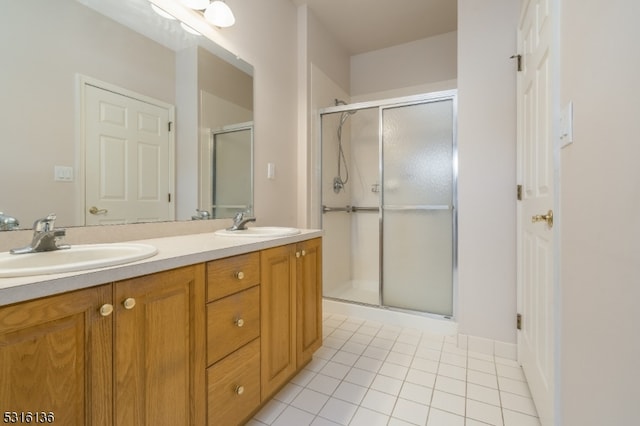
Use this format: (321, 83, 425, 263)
(54, 166, 74, 182)
(560, 101, 574, 148)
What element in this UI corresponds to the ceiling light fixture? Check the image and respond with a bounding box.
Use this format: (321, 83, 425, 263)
(150, 4, 176, 20)
(180, 22, 201, 35)
(204, 1, 236, 28)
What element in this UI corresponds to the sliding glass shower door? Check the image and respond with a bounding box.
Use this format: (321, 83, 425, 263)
(381, 99, 455, 316)
(320, 91, 456, 318)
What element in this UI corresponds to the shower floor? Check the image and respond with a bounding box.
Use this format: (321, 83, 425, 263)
(324, 279, 379, 305)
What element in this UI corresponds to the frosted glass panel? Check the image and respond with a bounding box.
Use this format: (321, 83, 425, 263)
(383, 100, 453, 206)
(382, 210, 453, 315)
(382, 99, 454, 315)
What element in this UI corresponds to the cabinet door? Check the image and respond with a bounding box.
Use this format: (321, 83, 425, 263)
(114, 265, 205, 426)
(260, 244, 297, 399)
(296, 238, 323, 367)
(0, 285, 112, 425)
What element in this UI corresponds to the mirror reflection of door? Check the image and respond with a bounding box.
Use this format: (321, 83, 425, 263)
(84, 81, 175, 225)
(211, 124, 253, 219)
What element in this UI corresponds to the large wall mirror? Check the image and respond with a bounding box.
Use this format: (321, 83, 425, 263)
(0, 0, 253, 230)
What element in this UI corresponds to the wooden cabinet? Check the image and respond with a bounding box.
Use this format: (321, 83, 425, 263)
(0, 285, 113, 425)
(0, 265, 205, 426)
(207, 338, 260, 426)
(114, 264, 205, 426)
(0, 236, 321, 425)
(260, 238, 323, 399)
(206, 254, 261, 426)
(260, 244, 297, 399)
(296, 238, 323, 367)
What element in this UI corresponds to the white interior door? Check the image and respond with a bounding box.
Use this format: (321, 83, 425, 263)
(84, 84, 174, 225)
(517, 0, 557, 425)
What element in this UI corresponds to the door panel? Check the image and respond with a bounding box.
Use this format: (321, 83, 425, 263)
(381, 99, 455, 316)
(517, 0, 556, 424)
(85, 84, 172, 225)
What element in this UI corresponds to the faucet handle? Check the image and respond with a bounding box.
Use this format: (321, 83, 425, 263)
(33, 213, 57, 232)
(233, 211, 245, 223)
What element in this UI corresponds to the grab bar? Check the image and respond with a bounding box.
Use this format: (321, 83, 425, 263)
(322, 205, 380, 213)
(383, 205, 453, 211)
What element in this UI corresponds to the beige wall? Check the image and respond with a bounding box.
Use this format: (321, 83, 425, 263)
(560, 0, 640, 424)
(457, 0, 519, 343)
(0, 0, 175, 227)
(351, 32, 458, 98)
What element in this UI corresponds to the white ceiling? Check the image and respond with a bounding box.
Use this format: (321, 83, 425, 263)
(291, 0, 457, 55)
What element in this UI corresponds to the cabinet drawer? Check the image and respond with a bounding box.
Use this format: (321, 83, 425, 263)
(207, 338, 260, 426)
(207, 285, 260, 365)
(207, 252, 260, 302)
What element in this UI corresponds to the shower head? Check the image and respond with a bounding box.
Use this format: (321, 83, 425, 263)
(335, 98, 357, 116)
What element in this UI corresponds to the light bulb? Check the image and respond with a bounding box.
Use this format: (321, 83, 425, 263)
(204, 1, 235, 28)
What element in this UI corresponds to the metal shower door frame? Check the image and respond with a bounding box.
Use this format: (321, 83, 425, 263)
(318, 90, 458, 320)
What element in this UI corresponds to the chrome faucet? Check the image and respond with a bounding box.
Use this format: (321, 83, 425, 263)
(0, 212, 20, 231)
(191, 209, 211, 220)
(227, 212, 256, 231)
(10, 214, 71, 254)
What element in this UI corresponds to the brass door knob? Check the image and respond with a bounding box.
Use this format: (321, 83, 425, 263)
(532, 210, 553, 228)
(89, 206, 108, 215)
(99, 304, 114, 317)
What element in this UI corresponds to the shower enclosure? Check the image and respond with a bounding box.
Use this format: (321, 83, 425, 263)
(320, 91, 457, 317)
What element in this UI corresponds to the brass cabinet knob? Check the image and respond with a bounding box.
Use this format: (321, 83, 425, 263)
(531, 209, 553, 228)
(235, 318, 245, 328)
(295, 251, 301, 258)
(99, 304, 114, 317)
(123, 298, 136, 310)
(301, 250, 306, 256)
(234, 385, 245, 395)
(235, 271, 245, 280)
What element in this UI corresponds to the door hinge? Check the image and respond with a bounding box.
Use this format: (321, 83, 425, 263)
(517, 184, 523, 201)
(168, 193, 171, 203)
(517, 313, 522, 330)
(510, 54, 522, 72)
(168, 121, 173, 132)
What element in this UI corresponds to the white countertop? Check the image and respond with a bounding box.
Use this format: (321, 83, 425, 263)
(0, 229, 322, 307)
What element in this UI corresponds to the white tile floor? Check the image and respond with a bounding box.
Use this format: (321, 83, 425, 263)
(249, 313, 540, 426)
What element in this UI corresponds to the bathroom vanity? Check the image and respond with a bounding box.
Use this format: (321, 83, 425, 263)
(0, 231, 322, 425)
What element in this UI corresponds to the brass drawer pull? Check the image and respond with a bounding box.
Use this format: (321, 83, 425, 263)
(234, 385, 245, 395)
(235, 318, 245, 328)
(99, 304, 114, 317)
(235, 271, 245, 280)
(123, 298, 136, 310)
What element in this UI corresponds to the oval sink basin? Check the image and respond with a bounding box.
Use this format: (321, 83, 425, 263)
(214, 227, 301, 238)
(0, 243, 158, 278)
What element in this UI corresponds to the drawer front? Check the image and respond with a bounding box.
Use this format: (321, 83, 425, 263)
(207, 338, 261, 426)
(207, 252, 260, 302)
(207, 285, 260, 365)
